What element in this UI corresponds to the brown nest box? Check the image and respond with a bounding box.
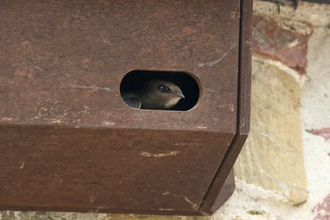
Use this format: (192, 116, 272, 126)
(0, 0, 252, 216)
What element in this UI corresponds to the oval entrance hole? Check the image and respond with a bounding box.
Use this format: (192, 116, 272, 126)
(120, 70, 200, 111)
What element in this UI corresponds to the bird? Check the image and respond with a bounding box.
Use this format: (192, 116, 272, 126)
(121, 80, 185, 110)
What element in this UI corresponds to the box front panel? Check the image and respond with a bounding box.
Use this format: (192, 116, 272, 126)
(0, 0, 240, 133)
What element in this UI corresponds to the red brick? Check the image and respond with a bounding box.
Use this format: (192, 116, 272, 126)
(313, 193, 330, 220)
(312, 128, 330, 141)
(252, 14, 313, 75)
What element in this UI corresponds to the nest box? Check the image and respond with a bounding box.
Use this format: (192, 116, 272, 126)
(0, 0, 252, 215)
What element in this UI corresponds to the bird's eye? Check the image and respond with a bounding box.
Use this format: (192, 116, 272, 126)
(158, 85, 168, 92)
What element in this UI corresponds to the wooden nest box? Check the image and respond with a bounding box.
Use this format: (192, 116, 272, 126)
(0, 0, 252, 215)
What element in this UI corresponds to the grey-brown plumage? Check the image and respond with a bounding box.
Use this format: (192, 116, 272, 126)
(121, 80, 185, 110)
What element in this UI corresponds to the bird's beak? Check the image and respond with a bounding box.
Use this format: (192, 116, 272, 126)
(176, 92, 185, 99)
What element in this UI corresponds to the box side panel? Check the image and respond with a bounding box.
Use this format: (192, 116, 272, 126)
(0, 125, 234, 213)
(199, 0, 252, 213)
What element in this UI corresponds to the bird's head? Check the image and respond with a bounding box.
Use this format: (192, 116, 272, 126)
(138, 80, 185, 110)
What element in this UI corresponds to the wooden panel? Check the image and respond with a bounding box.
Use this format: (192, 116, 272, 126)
(0, 0, 240, 133)
(199, 0, 252, 214)
(0, 125, 233, 214)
